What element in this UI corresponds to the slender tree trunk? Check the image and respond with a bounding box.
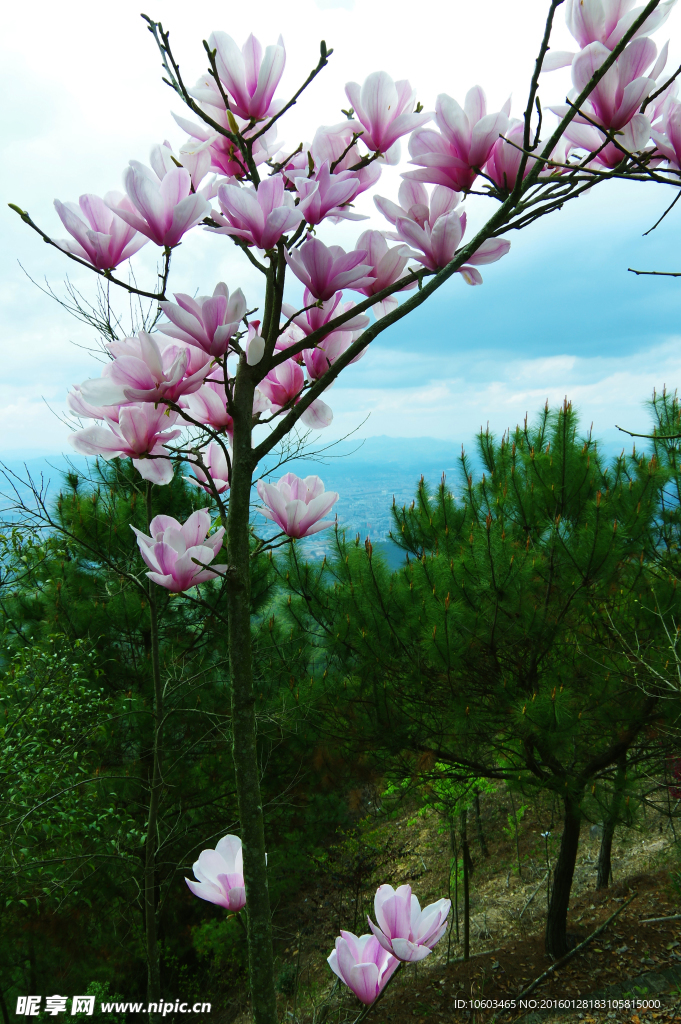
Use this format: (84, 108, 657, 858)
(474, 788, 489, 858)
(460, 808, 470, 961)
(145, 483, 162, 1018)
(545, 788, 583, 958)
(226, 362, 277, 1024)
(508, 788, 522, 879)
(28, 931, 36, 994)
(597, 752, 627, 890)
(448, 816, 459, 959)
(0, 982, 10, 1024)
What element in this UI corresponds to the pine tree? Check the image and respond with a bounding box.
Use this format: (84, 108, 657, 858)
(283, 401, 679, 957)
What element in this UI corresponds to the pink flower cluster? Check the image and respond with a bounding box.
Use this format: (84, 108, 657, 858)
(185, 829, 450, 1009)
(543, 0, 679, 170)
(375, 181, 510, 283)
(328, 884, 451, 1005)
(61, 14, 675, 594)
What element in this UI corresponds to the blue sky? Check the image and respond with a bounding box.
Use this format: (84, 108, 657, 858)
(2, 0, 681, 460)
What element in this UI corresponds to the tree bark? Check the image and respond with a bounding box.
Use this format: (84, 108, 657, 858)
(448, 816, 459, 957)
(545, 788, 583, 958)
(474, 788, 489, 858)
(597, 752, 627, 890)
(145, 483, 162, 1019)
(508, 788, 523, 879)
(0, 982, 10, 1024)
(460, 808, 470, 961)
(226, 362, 278, 1024)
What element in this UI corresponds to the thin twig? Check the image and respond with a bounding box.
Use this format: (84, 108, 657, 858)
(643, 189, 681, 235)
(249, 41, 333, 144)
(628, 267, 681, 278)
(518, 870, 550, 919)
(642, 62, 681, 113)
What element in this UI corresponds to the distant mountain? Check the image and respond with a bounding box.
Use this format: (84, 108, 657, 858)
(0, 454, 89, 507)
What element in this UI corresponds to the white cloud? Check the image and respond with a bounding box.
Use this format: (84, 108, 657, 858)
(322, 341, 681, 451)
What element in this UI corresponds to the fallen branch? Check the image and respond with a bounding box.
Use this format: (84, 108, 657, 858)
(519, 870, 550, 920)
(517, 892, 637, 1000)
(640, 913, 681, 924)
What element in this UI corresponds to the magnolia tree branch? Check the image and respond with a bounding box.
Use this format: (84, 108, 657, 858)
(8, 205, 172, 300)
(245, 4, 670, 462)
(531, 0, 664, 186)
(521, 0, 565, 158)
(249, 40, 333, 144)
(142, 15, 243, 149)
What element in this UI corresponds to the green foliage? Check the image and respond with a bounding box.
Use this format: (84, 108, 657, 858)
(282, 401, 678, 815)
(502, 804, 528, 840)
(72, 983, 126, 1024)
(191, 916, 249, 996)
(0, 636, 136, 905)
(0, 457, 353, 1006)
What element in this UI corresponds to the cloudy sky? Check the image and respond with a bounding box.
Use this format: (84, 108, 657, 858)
(3, 0, 681, 458)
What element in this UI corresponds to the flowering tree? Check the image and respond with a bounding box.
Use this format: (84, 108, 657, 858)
(10, 0, 681, 1019)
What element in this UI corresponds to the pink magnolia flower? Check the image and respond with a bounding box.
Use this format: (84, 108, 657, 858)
(285, 122, 382, 196)
(185, 835, 245, 911)
(327, 931, 399, 1005)
(548, 38, 659, 166)
(574, 38, 657, 128)
(108, 162, 211, 248)
(368, 884, 450, 963)
(302, 333, 356, 381)
(208, 32, 285, 121)
(258, 358, 304, 410)
(68, 403, 180, 486)
(485, 122, 567, 191)
(352, 230, 414, 318)
(79, 332, 210, 407)
(256, 473, 338, 538)
(180, 368, 269, 434)
(405, 88, 511, 192)
(294, 162, 363, 226)
(281, 289, 370, 342)
(213, 175, 302, 250)
(180, 368, 234, 436)
(258, 359, 332, 427)
(150, 140, 213, 194)
(651, 96, 681, 165)
(390, 185, 511, 280)
(132, 508, 227, 592)
(245, 321, 266, 366)
(275, 322, 307, 363)
(285, 238, 375, 301)
(187, 441, 231, 495)
(159, 283, 247, 357)
(174, 110, 279, 180)
(344, 72, 430, 155)
(278, 289, 368, 374)
(374, 179, 433, 231)
(67, 384, 122, 424)
(54, 193, 148, 270)
(543, 0, 677, 70)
